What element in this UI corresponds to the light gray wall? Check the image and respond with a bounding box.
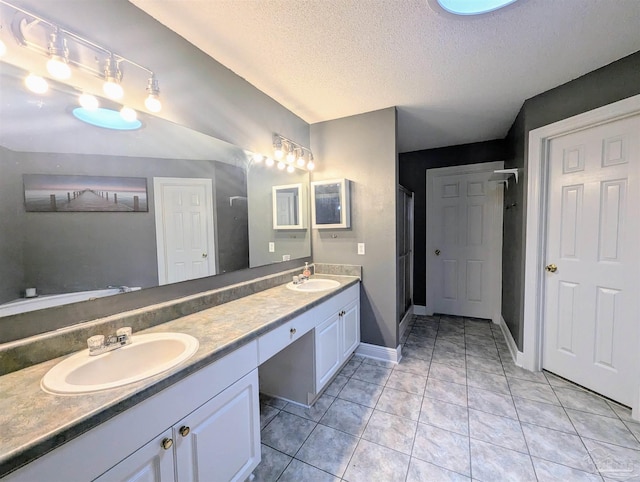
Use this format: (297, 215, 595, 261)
(311, 107, 398, 349)
(0, 147, 24, 303)
(248, 167, 310, 267)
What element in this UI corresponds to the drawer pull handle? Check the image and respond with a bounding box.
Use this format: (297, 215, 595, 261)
(179, 426, 190, 437)
(161, 437, 173, 450)
(290, 328, 297, 335)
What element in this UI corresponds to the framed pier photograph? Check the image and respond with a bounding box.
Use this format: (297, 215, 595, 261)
(23, 174, 148, 212)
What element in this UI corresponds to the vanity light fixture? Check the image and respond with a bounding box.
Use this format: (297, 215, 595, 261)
(251, 153, 264, 163)
(273, 137, 284, 160)
(286, 164, 295, 173)
(277, 161, 286, 170)
(79, 92, 99, 111)
(25, 73, 48, 94)
(1, 0, 162, 113)
(286, 147, 296, 164)
(265, 157, 275, 167)
(296, 148, 306, 167)
(120, 106, 137, 122)
(271, 133, 316, 172)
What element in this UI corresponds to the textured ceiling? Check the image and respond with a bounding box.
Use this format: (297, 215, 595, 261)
(130, 0, 640, 152)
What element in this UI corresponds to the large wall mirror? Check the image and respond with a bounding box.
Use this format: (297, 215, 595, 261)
(0, 60, 311, 330)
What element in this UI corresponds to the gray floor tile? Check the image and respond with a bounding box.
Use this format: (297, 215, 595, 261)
(323, 374, 349, 397)
(470, 438, 536, 482)
(465, 354, 504, 375)
(402, 343, 433, 361)
(362, 410, 417, 454)
(260, 393, 288, 409)
(425, 377, 468, 407)
(394, 354, 431, 375)
(508, 378, 561, 405)
(319, 398, 373, 436)
(360, 357, 395, 368)
(260, 411, 316, 456)
(502, 363, 548, 384)
(432, 350, 466, 368)
(406, 334, 437, 349)
(608, 401, 636, 423)
(467, 386, 517, 420)
(283, 394, 335, 422)
(521, 422, 598, 473)
(531, 457, 604, 482)
(407, 457, 470, 482)
(338, 378, 384, 408)
(252, 444, 291, 482)
(260, 403, 280, 429)
(413, 422, 471, 476)
(545, 371, 582, 389)
(626, 421, 640, 443)
(386, 369, 427, 395)
(468, 408, 528, 453)
(295, 424, 358, 477)
(278, 459, 339, 482)
(428, 361, 467, 385)
(376, 386, 422, 421)
(513, 396, 576, 433)
(554, 387, 617, 417)
(435, 339, 467, 355)
(343, 439, 410, 482)
(420, 397, 469, 435)
(339, 358, 362, 377)
(567, 408, 640, 450)
(351, 363, 392, 386)
(467, 369, 510, 395)
(583, 438, 640, 480)
(465, 343, 500, 361)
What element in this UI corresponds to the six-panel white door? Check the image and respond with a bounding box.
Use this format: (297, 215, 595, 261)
(154, 178, 216, 285)
(426, 163, 503, 320)
(543, 115, 640, 406)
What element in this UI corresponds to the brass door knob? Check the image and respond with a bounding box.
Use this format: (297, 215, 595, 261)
(202, 253, 208, 258)
(179, 426, 190, 437)
(435, 249, 441, 256)
(161, 437, 173, 450)
(545, 264, 558, 273)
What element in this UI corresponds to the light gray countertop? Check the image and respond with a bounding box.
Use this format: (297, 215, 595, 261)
(0, 274, 359, 478)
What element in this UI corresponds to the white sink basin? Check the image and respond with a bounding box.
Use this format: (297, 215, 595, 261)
(286, 278, 340, 292)
(41, 333, 199, 395)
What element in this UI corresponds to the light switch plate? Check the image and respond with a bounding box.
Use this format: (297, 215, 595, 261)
(268, 242, 275, 252)
(357, 243, 365, 255)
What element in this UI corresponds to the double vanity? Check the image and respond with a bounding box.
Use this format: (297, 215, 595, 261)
(0, 266, 361, 481)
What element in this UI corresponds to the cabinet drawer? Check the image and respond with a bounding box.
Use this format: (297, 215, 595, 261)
(258, 314, 316, 364)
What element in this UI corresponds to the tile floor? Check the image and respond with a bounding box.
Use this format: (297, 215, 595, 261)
(253, 314, 640, 481)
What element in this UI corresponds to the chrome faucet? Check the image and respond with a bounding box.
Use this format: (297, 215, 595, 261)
(87, 327, 132, 356)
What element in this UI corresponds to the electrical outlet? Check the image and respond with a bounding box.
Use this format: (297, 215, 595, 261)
(357, 243, 365, 255)
(282, 254, 290, 261)
(268, 242, 275, 253)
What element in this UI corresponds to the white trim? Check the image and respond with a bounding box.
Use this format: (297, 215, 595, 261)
(425, 162, 504, 320)
(356, 342, 401, 364)
(499, 316, 524, 367)
(399, 306, 414, 341)
(523, 94, 640, 372)
(413, 305, 427, 316)
(153, 177, 216, 285)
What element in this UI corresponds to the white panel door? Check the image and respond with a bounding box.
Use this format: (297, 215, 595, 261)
(426, 164, 503, 320)
(154, 178, 215, 285)
(543, 115, 640, 406)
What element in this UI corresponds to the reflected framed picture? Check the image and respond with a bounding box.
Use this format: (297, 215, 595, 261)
(23, 174, 148, 212)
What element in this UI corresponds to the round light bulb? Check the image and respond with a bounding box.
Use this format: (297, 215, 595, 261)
(287, 164, 295, 173)
(265, 157, 274, 167)
(252, 153, 263, 163)
(286, 151, 295, 163)
(144, 94, 162, 113)
(307, 160, 315, 171)
(78, 93, 99, 110)
(25, 74, 48, 94)
(274, 148, 283, 160)
(46, 58, 71, 80)
(277, 161, 286, 170)
(120, 106, 137, 122)
(103, 80, 123, 100)
(0, 39, 7, 57)
(297, 156, 306, 167)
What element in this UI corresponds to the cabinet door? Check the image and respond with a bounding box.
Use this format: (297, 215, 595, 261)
(174, 369, 260, 482)
(315, 314, 342, 389)
(94, 429, 175, 482)
(341, 299, 360, 360)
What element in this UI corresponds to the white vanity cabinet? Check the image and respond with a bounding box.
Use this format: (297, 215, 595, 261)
(95, 370, 259, 482)
(260, 283, 360, 406)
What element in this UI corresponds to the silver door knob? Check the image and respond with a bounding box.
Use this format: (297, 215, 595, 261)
(545, 264, 558, 273)
(202, 253, 208, 258)
(435, 249, 441, 256)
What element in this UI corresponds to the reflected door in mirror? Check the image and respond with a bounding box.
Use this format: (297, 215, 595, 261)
(272, 184, 307, 230)
(311, 179, 351, 229)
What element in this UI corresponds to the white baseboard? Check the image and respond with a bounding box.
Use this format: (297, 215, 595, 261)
(356, 342, 402, 364)
(414, 305, 427, 316)
(399, 307, 414, 340)
(500, 316, 524, 367)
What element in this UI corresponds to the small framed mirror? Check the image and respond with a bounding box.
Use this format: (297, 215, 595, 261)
(272, 183, 307, 230)
(311, 179, 351, 229)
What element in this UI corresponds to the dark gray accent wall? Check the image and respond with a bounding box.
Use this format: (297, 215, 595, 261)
(503, 50, 640, 350)
(311, 108, 398, 349)
(0, 147, 24, 303)
(399, 140, 509, 307)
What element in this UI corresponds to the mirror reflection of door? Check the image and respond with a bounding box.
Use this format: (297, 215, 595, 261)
(276, 188, 299, 226)
(314, 183, 341, 225)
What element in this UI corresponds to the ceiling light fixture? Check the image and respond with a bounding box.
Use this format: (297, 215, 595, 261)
(2, 0, 162, 113)
(272, 134, 316, 172)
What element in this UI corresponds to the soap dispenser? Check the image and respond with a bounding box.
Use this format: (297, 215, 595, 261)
(303, 262, 311, 279)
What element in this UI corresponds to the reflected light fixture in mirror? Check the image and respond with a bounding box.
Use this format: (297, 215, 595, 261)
(25, 73, 48, 94)
(120, 106, 137, 122)
(103, 56, 124, 100)
(144, 74, 161, 113)
(79, 92, 99, 110)
(46, 28, 71, 80)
